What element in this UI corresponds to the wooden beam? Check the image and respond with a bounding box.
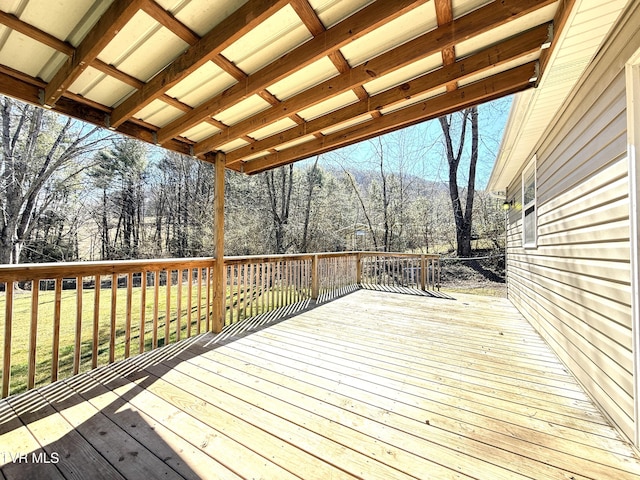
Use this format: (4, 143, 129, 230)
(0, 69, 202, 161)
(290, 0, 324, 36)
(211, 152, 226, 333)
(110, 0, 289, 128)
(141, 0, 199, 46)
(241, 62, 537, 174)
(42, 0, 144, 107)
(226, 24, 549, 165)
(156, 0, 428, 145)
(196, 0, 553, 155)
(93, 60, 144, 88)
(0, 10, 74, 55)
(194, 0, 555, 155)
(434, 0, 457, 92)
(291, 0, 352, 76)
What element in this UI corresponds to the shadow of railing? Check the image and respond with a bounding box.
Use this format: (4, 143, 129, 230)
(360, 284, 453, 299)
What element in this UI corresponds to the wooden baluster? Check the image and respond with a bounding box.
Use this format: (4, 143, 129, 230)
(27, 280, 39, 389)
(153, 271, 160, 348)
(206, 266, 212, 331)
(92, 276, 100, 368)
(186, 269, 193, 337)
(248, 263, 254, 315)
(252, 263, 257, 314)
(176, 269, 182, 340)
(273, 262, 279, 309)
(259, 262, 265, 315)
(196, 268, 202, 334)
(52, 278, 62, 381)
(237, 265, 243, 320)
(286, 260, 290, 304)
(228, 265, 233, 326)
(273, 261, 278, 309)
(165, 270, 172, 343)
(109, 274, 117, 363)
(228, 266, 234, 325)
(311, 255, 320, 301)
(140, 271, 147, 353)
(245, 263, 251, 317)
(281, 261, 286, 306)
(292, 261, 297, 304)
(297, 261, 302, 301)
(2, 281, 13, 397)
(252, 263, 257, 315)
(73, 277, 83, 375)
(125, 272, 132, 358)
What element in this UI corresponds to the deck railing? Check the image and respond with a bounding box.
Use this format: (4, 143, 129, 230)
(0, 252, 439, 397)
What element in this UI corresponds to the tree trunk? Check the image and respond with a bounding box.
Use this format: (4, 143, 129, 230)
(300, 156, 320, 253)
(438, 107, 478, 258)
(264, 164, 294, 254)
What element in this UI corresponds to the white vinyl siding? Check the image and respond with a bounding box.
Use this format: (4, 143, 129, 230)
(506, 67, 633, 441)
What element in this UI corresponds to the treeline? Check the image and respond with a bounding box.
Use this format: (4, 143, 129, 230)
(1, 96, 505, 264)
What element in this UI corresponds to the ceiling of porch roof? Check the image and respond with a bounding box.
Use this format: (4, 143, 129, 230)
(0, 0, 565, 174)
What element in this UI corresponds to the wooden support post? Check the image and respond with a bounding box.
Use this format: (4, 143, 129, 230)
(212, 152, 226, 333)
(356, 253, 363, 286)
(420, 254, 426, 291)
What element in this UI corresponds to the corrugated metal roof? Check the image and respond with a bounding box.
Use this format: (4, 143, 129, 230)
(0, 0, 565, 173)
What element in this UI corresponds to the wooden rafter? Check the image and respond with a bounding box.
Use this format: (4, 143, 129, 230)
(226, 23, 550, 166)
(42, 0, 145, 107)
(109, 0, 290, 128)
(155, 0, 428, 145)
(194, 0, 554, 156)
(434, 0, 457, 92)
(0, 0, 568, 174)
(0, 10, 74, 56)
(140, 0, 199, 46)
(240, 62, 537, 174)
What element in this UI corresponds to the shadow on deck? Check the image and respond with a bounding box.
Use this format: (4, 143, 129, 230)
(2, 289, 640, 479)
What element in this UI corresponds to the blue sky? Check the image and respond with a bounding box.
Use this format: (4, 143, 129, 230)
(304, 96, 512, 190)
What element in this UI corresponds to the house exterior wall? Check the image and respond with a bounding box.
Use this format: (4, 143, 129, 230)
(505, 3, 640, 443)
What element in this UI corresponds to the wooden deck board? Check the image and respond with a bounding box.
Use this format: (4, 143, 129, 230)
(2, 289, 640, 479)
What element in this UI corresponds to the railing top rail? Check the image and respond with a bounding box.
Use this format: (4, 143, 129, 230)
(0, 257, 217, 283)
(357, 252, 440, 259)
(0, 251, 440, 283)
(223, 251, 364, 264)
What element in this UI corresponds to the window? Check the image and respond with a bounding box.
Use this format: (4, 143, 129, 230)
(522, 156, 537, 248)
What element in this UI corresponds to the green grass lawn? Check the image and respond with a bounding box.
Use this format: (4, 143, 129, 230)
(1, 282, 306, 397)
(0, 284, 208, 396)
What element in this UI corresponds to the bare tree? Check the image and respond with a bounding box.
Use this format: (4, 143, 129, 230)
(438, 106, 479, 257)
(343, 168, 379, 251)
(264, 164, 294, 254)
(299, 155, 321, 253)
(89, 138, 147, 259)
(0, 96, 106, 264)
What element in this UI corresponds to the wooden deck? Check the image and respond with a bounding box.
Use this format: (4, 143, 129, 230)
(2, 289, 640, 479)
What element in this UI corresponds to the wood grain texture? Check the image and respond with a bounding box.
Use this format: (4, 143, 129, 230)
(157, 0, 428, 144)
(2, 290, 640, 479)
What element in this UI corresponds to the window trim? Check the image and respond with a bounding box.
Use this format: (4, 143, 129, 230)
(522, 155, 537, 248)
